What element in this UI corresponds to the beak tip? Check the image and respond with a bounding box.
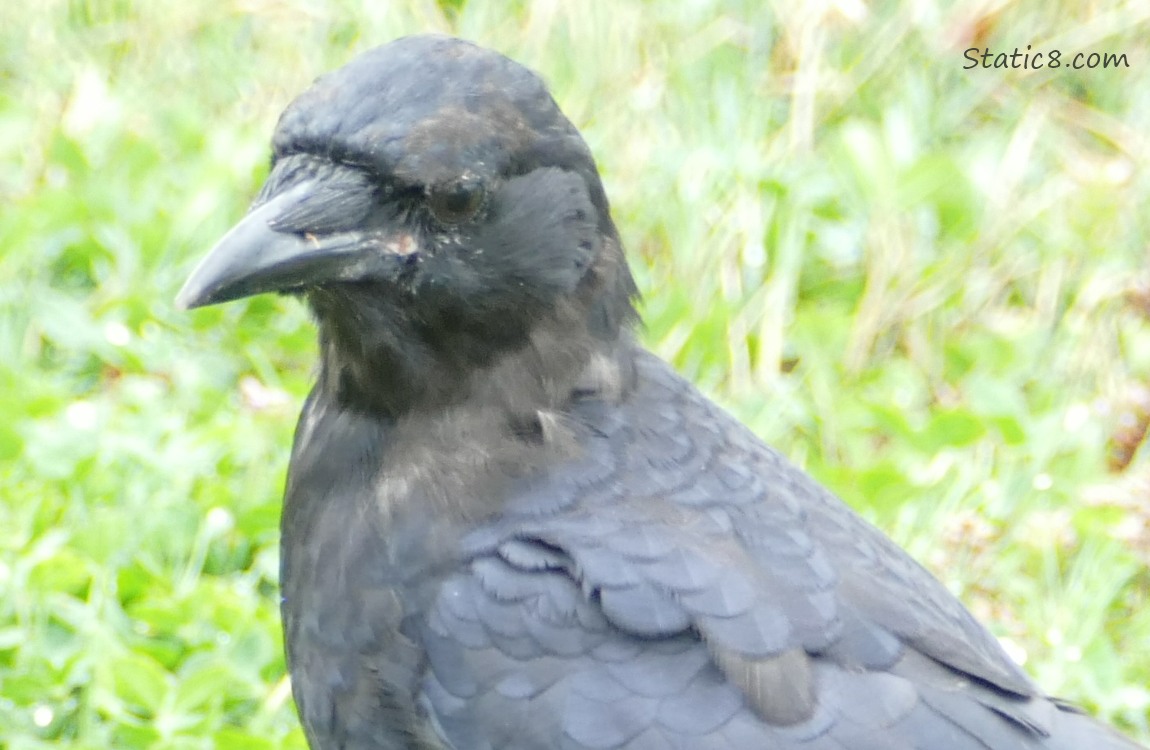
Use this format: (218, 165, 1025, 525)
(174, 285, 201, 311)
(175, 277, 217, 311)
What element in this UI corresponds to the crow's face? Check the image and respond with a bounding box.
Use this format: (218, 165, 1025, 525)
(177, 35, 634, 370)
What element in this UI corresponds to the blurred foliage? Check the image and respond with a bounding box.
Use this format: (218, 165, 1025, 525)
(2, 0, 1149, 747)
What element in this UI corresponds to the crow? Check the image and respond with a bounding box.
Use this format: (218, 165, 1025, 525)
(177, 34, 1145, 750)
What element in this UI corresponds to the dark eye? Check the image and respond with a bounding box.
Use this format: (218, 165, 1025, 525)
(428, 180, 485, 224)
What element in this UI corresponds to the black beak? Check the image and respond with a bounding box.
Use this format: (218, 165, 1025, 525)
(176, 182, 373, 310)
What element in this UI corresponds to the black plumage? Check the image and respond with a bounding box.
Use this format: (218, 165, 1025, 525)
(178, 34, 1144, 750)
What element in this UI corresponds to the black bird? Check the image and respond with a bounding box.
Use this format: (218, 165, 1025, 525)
(178, 35, 1144, 750)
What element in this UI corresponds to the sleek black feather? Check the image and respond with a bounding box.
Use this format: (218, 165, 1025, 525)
(179, 34, 1145, 750)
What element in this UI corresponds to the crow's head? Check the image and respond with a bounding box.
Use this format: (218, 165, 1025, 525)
(178, 35, 637, 415)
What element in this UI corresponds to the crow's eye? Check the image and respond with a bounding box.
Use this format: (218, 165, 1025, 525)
(428, 180, 485, 224)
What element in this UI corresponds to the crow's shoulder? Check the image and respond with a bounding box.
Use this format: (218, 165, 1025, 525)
(415, 351, 1096, 748)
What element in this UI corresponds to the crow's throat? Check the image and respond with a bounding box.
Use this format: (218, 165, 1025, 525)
(306, 282, 637, 421)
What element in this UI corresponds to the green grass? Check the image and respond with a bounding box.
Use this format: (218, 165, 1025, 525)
(2, 0, 1149, 747)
